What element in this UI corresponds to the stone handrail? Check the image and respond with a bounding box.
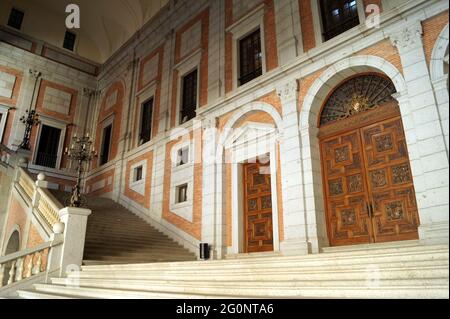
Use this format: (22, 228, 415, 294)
(0, 237, 63, 288)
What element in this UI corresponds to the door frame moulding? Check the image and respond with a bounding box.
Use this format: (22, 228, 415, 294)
(225, 122, 280, 255)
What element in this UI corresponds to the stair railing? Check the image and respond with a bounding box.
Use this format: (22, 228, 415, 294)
(0, 151, 92, 294)
(0, 236, 63, 288)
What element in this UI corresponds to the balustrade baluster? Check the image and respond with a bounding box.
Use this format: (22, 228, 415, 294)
(32, 252, 42, 275)
(25, 255, 33, 278)
(15, 258, 23, 282)
(7, 261, 16, 285)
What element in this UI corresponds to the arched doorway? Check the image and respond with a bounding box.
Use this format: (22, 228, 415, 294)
(318, 74, 420, 246)
(1, 230, 20, 286)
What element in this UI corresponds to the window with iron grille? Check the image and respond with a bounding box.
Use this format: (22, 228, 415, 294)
(239, 29, 262, 86)
(8, 8, 24, 30)
(180, 69, 198, 124)
(320, 0, 359, 41)
(63, 30, 77, 51)
(139, 98, 153, 145)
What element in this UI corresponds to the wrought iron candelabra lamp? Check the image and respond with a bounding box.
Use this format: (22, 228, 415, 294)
(18, 110, 40, 150)
(64, 133, 97, 207)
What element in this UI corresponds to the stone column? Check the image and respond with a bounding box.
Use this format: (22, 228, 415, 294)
(277, 81, 317, 255)
(57, 207, 91, 276)
(390, 22, 449, 244)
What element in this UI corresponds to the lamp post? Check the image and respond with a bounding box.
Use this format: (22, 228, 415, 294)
(18, 110, 40, 150)
(18, 70, 42, 150)
(64, 133, 97, 207)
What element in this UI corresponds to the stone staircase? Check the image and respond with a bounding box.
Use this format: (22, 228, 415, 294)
(16, 242, 449, 299)
(49, 192, 197, 265)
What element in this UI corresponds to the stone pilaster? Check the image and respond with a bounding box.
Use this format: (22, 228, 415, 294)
(390, 21, 449, 244)
(200, 116, 223, 259)
(276, 80, 316, 255)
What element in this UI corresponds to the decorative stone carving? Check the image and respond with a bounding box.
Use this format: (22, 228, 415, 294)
(390, 22, 423, 53)
(29, 69, 42, 79)
(276, 80, 298, 102)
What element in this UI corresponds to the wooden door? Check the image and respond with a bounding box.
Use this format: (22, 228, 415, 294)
(361, 117, 419, 242)
(320, 129, 373, 246)
(243, 161, 274, 253)
(321, 116, 419, 246)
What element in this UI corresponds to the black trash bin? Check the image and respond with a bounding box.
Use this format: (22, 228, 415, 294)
(199, 243, 210, 260)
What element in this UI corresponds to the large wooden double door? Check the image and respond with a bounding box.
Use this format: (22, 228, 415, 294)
(243, 161, 274, 253)
(320, 115, 420, 246)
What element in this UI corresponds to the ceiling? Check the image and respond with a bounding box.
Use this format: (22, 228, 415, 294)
(26, 0, 169, 63)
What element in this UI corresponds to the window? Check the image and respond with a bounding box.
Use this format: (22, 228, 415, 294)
(239, 29, 262, 86)
(176, 184, 188, 203)
(7, 8, 24, 30)
(134, 166, 143, 182)
(100, 124, 112, 166)
(35, 125, 61, 168)
(180, 69, 198, 124)
(320, 0, 359, 41)
(177, 146, 189, 166)
(63, 30, 77, 51)
(139, 98, 153, 145)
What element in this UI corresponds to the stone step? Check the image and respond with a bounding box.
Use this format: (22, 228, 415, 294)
(83, 255, 196, 263)
(16, 290, 81, 299)
(64, 265, 448, 281)
(321, 240, 420, 253)
(29, 282, 449, 299)
(79, 248, 448, 272)
(29, 284, 236, 299)
(84, 251, 196, 260)
(86, 232, 175, 243)
(51, 276, 448, 290)
(83, 245, 191, 254)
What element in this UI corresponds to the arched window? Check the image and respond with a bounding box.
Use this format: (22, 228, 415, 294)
(319, 74, 397, 126)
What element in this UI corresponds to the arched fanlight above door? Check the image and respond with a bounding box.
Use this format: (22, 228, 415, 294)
(319, 74, 397, 126)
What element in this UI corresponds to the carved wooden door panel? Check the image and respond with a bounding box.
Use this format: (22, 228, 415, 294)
(320, 130, 372, 246)
(243, 161, 274, 253)
(360, 117, 419, 242)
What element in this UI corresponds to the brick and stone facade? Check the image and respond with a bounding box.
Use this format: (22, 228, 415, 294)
(1, 0, 448, 259)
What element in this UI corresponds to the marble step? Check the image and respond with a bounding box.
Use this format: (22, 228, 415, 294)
(17, 290, 81, 299)
(51, 277, 448, 291)
(83, 255, 196, 263)
(26, 283, 449, 299)
(321, 240, 420, 253)
(79, 248, 448, 272)
(59, 267, 448, 282)
(84, 241, 189, 250)
(25, 284, 235, 299)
